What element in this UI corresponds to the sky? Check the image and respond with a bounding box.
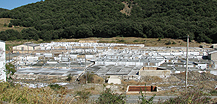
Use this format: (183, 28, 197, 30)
(0, 0, 43, 10)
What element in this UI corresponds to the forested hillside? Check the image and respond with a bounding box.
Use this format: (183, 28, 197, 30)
(0, 0, 217, 43)
(0, 8, 8, 13)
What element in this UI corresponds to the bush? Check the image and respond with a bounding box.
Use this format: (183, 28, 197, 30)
(8, 23, 12, 27)
(6, 63, 16, 80)
(133, 40, 139, 42)
(117, 39, 125, 43)
(48, 84, 64, 90)
(172, 41, 176, 44)
(138, 90, 156, 104)
(0, 82, 72, 104)
(165, 41, 171, 45)
(4, 23, 7, 27)
(75, 90, 91, 103)
(159, 89, 211, 104)
(66, 74, 72, 82)
(96, 88, 126, 104)
(210, 90, 217, 96)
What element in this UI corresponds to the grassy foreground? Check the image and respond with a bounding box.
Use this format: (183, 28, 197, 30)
(1, 81, 216, 104)
(0, 82, 73, 104)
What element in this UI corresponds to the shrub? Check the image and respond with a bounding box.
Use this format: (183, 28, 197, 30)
(4, 23, 7, 27)
(80, 71, 95, 84)
(117, 39, 125, 43)
(96, 88, 126, 104)
(8, 23, 12, 27)
(74, 90, 91, 103)
(48, 84, 64, 90)
(210, 90, 217, 96)
(172, 41, 176, 44)
(66, 74, 72, 82)
(133, 40, 139, 42)
(0, 82, 73, 104)
(6, 63, 16, 80)
(165, 41, 171, 45)
(159, 88, 211, 104)
(138, 84, 156, 104)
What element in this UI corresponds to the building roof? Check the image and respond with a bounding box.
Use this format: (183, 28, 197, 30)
(23, 42, 40, 47)
(208, 50, 217, 54)
(0, 40, 5, 42)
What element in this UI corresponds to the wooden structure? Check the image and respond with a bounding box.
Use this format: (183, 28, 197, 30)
(126, 85, 157, 93)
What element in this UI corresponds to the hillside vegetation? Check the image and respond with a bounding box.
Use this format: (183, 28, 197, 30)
(0, 18, 28, 32)
(0, 0, 217, 43)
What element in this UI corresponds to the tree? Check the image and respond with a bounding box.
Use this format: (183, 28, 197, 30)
(62, 26, 77, 38)
(21, 28, 38, 40)
(0, 31, 8, 41)
(40, 31, 53, 41)
(5, 63, 16, 80)
(5, 29, 21, 40)
(196, 33, 212, 43)
(76, 24, 93, 38)
(66, 74, 72, 82)
(0, 0, 217, 43)
(8, 23, 12, 27)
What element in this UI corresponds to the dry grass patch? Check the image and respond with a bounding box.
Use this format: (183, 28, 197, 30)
(0, 82, 74, 104)
(5, 37, 210, 52)
(0, 18, 28, 32)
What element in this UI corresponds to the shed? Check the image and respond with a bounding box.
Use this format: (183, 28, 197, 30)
(212, 44, 217, 49)
(208, 50, 217, 60)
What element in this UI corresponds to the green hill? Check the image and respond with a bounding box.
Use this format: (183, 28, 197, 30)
(0, 0, 217, 43)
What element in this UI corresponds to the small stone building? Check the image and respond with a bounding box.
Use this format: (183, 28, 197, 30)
(13, 42, 40, 53)
(212, 44, 217, 49)
(208, 50, 217, 60)
(139, 67, 171, 77)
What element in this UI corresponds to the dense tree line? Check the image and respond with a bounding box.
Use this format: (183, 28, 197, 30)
(0, 0, 217, 43)
(0, 8, 8, 13)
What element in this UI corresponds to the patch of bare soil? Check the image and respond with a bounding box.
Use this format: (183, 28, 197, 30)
(120, 72, 217, 96)
(157, 72, 217, 95)
(120, 2, 132, 16)
(0, 18, 27, 32)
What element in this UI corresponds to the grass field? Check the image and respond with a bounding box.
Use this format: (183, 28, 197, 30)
(5, 37, 212, 51)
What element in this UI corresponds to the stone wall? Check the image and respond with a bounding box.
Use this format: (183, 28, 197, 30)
(139, 70, 171, 78)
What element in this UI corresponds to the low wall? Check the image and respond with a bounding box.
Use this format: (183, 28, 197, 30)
(139, 70, 171, 77)
(12, 74, 68, 80)
(140, 67, 157, 70)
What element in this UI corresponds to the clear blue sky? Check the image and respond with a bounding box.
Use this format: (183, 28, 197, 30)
(0, 0, 44, 10)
